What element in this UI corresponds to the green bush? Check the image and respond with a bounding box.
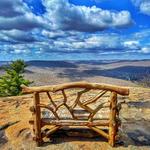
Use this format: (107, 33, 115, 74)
(0, 60, 32, 97)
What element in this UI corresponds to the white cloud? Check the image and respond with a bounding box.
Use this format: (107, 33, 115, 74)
(12, 49, 30, 54)
(140, 1, 150, 15)
(70, 34, 121, 50)
(133, 29, 150, 39)
(123, 40, 140, 49)
(0, 0, 46, 31)
(1, 0, 150, 59)
(0, 29, 36, 43)
(0, 43, 31, 54)
(47, 33, 121, 51)
(0, 13, 45, 31)
(1, 27, 150, 57)
(0, 0, 25, 17)
(141, 47, 150, 53)
(132, 0, 150, 16)
(86, 35, 119, 47)
(43, 0, 133, 32)
(41, 30, 68, 39)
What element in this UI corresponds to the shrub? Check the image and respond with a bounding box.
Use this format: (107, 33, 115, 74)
(0, 60, 32, 97)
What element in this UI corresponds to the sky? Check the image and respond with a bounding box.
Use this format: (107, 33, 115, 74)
(0, 0, 150, 61)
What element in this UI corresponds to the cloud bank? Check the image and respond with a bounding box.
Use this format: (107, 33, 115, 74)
(43, 0, 133, 32)
(0, 0, 149, 60)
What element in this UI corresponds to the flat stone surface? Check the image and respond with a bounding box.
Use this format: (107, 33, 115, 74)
(0, 87, 150, 150)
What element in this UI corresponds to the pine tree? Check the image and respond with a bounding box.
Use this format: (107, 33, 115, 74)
(0, 60, 32, 97)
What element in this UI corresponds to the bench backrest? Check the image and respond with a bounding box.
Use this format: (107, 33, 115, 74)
(22, 81, 129, 122)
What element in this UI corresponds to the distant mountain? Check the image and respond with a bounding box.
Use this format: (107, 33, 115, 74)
(0, 61, 9, 66)
(0, 59, 150, 68)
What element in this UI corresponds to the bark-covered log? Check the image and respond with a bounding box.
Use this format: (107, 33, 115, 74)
(21, 81, 129, 95)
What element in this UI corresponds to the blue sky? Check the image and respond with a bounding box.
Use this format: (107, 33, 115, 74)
(0, 0, 150, 61)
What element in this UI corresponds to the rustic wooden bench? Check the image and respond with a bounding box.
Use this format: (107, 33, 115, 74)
(21, 81, 129, 147)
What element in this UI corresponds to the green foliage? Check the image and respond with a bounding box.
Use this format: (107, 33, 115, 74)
(5, 59, 27, 74)
(0, 60, 32, 97)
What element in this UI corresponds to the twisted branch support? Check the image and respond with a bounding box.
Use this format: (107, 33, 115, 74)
(88, 126, 109, 139)
(46, 92, 57, 108)
(83, 90, 107, 106)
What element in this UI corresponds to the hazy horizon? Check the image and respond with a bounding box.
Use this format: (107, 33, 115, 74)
(0, 58, 150, 62)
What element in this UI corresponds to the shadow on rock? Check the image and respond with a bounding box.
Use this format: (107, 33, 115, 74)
(127, 101, 150, 108)
(0, 130, 8, 146)
(122, 120, 150, 147)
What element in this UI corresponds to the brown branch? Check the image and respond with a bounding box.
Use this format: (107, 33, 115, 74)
(83, 90, 107, 106)
(21, 81, 129, 95)
(42, 126, 61, 138)
(109, 92, 117, 147)
(71, 88, 90, 109)
(40, 119, 109, 126)
(69, 88, 94, 113)
(78, 100, 94, 113)
(38, 104, 60, 120)
(88, 102, 105, 121)
(61, 89, 76, 119)
(89, 126, 109, 139)
(33, 92, 42, 146)
(46, 92, 57, 108)
(55, 103, 64, 111)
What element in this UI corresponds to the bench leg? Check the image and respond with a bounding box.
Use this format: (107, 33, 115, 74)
(32, 121, 43, 146)
(36, 139, 43, 147)
(109, 92, 117, 147)
(33, 92, 43, 146)
(108, 123, 117, 147)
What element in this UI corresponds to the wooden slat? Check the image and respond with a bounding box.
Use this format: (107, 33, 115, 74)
(41, 119, 109, 126)
(30, 119, 109, 126)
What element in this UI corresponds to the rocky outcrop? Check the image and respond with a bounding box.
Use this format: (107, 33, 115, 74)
(0, 87, 150, 150)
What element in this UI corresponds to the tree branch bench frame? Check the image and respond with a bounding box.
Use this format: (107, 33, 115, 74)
(22, 81, 129, 147)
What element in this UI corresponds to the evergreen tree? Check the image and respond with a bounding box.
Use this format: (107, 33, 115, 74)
(0, 60, 32, 97)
